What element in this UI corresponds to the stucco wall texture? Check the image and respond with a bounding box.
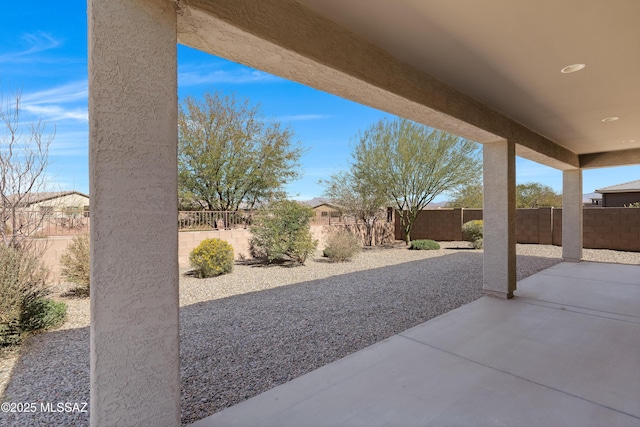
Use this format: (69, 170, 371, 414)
(88, 0, 180, 425)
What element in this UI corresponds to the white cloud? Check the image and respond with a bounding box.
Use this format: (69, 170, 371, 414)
(277, 114, 332, 122)
(0, 32, 62, 63)
(21, 80, 87, 106)
(17, 81, 88, 123)
(21, 104, 88, 122)
(179, 68, 281, 86)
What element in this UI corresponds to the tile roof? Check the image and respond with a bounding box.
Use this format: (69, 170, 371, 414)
(595, 180, 640, 193)
(4, 191, 89, 206)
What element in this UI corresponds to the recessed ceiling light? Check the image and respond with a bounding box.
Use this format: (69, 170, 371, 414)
(602, 117, 619, 122)
(561, 64, 586, 73)
(622, 139, 636, 144)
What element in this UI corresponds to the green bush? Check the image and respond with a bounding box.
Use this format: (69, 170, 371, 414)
(323, 229, 361, 262)
(60, 234, 90, 295)
(250, 200, 318, 264)
(409, 239, 440, 250)
(20, 298, 67, 333)
(189, 238, 234, 278)
(472, 237, 484, 249)
(462, 220, 483, 248)
(0, 245, 66, 346)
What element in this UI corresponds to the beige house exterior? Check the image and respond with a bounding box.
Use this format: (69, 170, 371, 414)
(312, 202, 342, 223)
(13, 191, 90, 216)
(87, 1, 640, 424)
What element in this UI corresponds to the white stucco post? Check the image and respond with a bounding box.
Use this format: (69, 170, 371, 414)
(562, 169, 583, 262)
(88, 0, 180, 425)
(483, 141, 517, 298)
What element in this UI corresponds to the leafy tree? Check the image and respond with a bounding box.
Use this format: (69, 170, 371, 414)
(447, 182, 562, 208)
(516, 182, 562, 208)
(446, 182, 483, 208)
(353, 118, 481, 244)
(320, 170, 389, 246)
(249, 199, 318, 264)
(178, 92, 304, 211)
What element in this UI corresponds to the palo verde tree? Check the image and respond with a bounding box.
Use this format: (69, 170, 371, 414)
(321, 170, 389, 246)
(178, 91, 304, 211)
(353, 118, 481, 244)
(516, 182, 562, 208)
(0, 90, 54, 250)
(447, 182, 562, 208)
(446, 182, 483, 209)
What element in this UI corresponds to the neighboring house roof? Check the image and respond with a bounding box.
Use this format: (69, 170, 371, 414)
(4, 190, 90, 207)
(303, 197, 331, 208)
(595, 180, 640, 194)
(312, 203, 341, 210)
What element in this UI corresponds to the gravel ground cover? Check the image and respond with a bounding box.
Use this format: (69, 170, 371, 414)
(1, 243, 638, 426)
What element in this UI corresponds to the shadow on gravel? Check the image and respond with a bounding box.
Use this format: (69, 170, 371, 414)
(2, 252, 561, 426)
(178, 252, 561, 425)
(1, 327, 90, 427)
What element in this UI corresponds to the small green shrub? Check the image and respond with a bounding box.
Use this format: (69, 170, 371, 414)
(250, 200, 318, 264)
(323, 229, 361, 262)
(60, 234, 90, 295)
(20, 298, 67, 333)
(0, 245, 66, 346)
(409, 239, 440, 250)
(190, 238, 234, 278)
(462, 220, 483, 248)
(472, 237, 484, 249)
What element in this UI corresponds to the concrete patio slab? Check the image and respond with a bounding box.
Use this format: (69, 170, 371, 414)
(191, 262, 640, 427)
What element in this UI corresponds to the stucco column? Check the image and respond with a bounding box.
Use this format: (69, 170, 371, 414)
(483, 141, 516, 299)
(562, 169, 583, 262)
(88, 0, 179, 425)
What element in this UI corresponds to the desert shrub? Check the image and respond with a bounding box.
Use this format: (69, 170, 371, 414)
(250, 200, 318, 264)
(60, 234, 90, 295)
(409, 239, 440, 250)
(20, 298, 67, 333)
(0, 245, 65, 346)
(189, 238, 234, 278)
(462, 220, 484, 248)
(472, 237, 484, 249)
(323, 228, 361, 262)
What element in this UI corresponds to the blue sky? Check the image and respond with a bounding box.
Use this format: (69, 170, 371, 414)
(2, 2, 639, 203)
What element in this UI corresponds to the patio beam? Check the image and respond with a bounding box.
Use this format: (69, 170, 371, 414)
(88, 0, 180, 424)
(482, 140, 517, 298)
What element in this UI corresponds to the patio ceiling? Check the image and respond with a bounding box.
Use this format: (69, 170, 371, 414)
(296, 0, 640, 157)
(177, 0, 640, 169)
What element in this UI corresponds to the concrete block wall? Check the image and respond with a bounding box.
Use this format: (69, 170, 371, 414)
(462, 209, 483, 223)
(516, 209, 540, 244)
(552, 209, 563, 245)
(39, 236, 77, 283)
(41, 225, 333, 283)
(583, 208, 640, 251)
(395, 208, 464, 241)
(397, 207, 640, 252)
(178, 229, 252, 267)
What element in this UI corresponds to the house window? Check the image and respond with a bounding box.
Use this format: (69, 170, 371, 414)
(321, 211, 328, 217)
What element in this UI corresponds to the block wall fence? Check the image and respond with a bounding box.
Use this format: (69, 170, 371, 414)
(38, 210, 639, 283)
(395, 207, 640, 252)
(39, 225, 329, 283)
